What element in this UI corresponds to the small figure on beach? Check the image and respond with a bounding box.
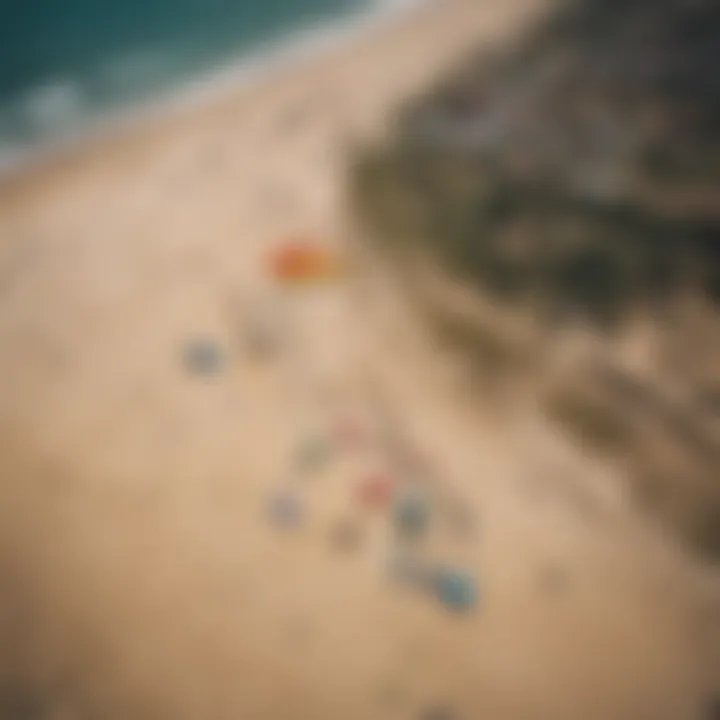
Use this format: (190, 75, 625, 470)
(433, 567, 478, 613)
(267, 489, 303, 530)
(333, 414, 367, 452)
(355, 472, 395, 510)
(242, 302, 283, 360)
(182, 337, 225, 376)
(386, 550, 435, 590)
(328, 516, 364, 554)
(392, 485, 431, 541)
(296, 434, 331, 476)
(419, 705, 458, 720)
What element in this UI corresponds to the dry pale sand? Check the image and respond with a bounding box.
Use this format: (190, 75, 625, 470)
(0, 1, 718, 719)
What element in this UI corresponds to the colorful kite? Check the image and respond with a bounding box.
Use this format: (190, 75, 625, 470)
(268, 239, 344, 286)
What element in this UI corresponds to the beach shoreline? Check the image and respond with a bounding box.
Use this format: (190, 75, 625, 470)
(0, 0, 541, 205)
(0, 0, 434, 183)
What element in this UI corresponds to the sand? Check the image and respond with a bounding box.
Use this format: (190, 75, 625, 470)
(0, 0, 718, 718)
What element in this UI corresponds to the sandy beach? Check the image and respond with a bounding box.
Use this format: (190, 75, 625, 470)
(0, 0, 718, 718)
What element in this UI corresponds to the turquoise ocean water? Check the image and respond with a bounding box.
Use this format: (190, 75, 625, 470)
(0, 0, 410, 165)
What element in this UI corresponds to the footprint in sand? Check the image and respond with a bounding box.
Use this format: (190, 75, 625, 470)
(328, 516, 364, 555)
(537, 564, 571, 595)
(376, 678, 406, 710)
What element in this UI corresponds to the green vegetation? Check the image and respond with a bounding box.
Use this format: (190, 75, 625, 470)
(352, 144, 718, 329)
(545, 385, 633, 453)
(350, 0, 720, 559)
(351, 0, 720, 328)
(424, 306, 525, 394)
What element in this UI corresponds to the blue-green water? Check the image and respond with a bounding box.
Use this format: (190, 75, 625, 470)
(0, 0, 393, 159)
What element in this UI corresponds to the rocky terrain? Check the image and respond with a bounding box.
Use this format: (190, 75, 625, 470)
(351, 0, 720, 561)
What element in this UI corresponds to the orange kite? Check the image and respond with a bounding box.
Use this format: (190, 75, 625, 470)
(268, 239, 343, 285)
